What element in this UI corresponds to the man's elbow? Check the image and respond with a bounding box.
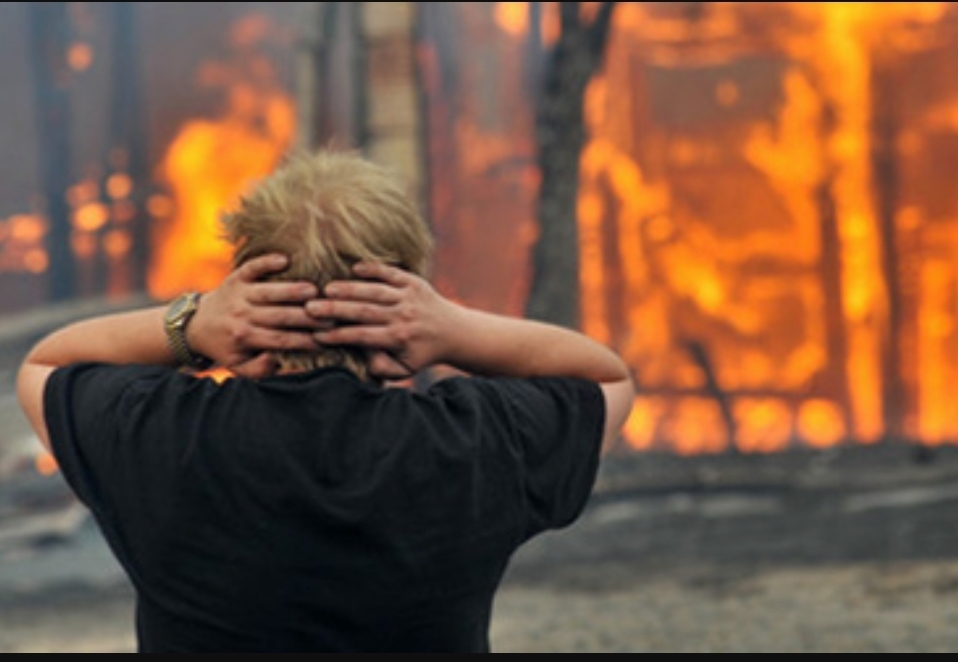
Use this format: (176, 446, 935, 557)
(600, 377, 636, 449)
(15, 362, 53, 452)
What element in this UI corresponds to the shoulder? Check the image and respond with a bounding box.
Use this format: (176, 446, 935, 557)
(426, 374, 603, 408)
(47, 362, 172, 397)
(45, 362, 225, 420)
(422, 374, 605, 438)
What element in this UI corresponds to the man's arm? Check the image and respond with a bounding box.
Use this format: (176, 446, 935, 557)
(306, 262, 636, 447)
(17, 254, 321, 451)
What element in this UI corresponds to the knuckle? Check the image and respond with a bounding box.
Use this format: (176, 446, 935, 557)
(231, 326, 251, 344)
(393, 327, 412, 345)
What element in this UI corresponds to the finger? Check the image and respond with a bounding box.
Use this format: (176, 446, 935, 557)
(246, 281, 318, 305)
(314, 325, 395, 349)
(352, 261, 412, 286)
(230, 353, 279, 379)
(244, 328, 319, 353)
(322, 280, 402, 305)
(306, 299, 393, 325)
(247, 305, 331, 331)
(367, 351, 414, 381)
(234, 253, 290, 283)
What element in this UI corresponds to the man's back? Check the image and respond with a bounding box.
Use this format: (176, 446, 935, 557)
(44, 363, 605, 652)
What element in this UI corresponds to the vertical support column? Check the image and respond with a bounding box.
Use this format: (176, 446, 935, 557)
(359, 2, 425, 206)
(294, 2, 326, 152)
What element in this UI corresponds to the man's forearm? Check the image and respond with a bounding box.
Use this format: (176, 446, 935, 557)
(22, 307, 177, 369)
(439, 305, 636, 447)
(442, 305, 631, 384)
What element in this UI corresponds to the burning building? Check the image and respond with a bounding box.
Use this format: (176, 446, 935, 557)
(4, 2, 958, 458)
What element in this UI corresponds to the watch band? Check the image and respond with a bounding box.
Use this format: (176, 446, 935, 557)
(164, 292, 213, 370)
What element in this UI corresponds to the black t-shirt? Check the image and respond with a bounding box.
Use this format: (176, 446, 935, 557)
(44, 364, 605, 653)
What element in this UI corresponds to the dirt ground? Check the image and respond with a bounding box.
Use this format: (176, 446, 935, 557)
(5, 443, 958, 653)
(5, 545, 958, 653)
(492, 557, 958, 653)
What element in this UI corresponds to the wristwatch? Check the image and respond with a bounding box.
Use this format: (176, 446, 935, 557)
(163, 292, 213, 369)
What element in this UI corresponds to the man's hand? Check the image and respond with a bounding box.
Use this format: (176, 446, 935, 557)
(305, 262, 460, 380)
(189, 253, 327, 378)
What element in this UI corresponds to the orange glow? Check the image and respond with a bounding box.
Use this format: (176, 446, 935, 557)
(147, 14, 296, 301)
(494, 2, 560, 45)
(798, 399, 847, 449)
(665, 398, 729, 456)
(24, 249, 49, 274)
(0, 213, 48, 274)
(733, 399, 791, 454)
(9, 214, 46, 242)
(103, 229, 131, 258)
(106, 172, 133, 200)
(197, 367, 234, 384)
(146, 194, 174, 219)
(494, 3, 529, 37)
(111, 199, 136, 224)
(67, 41, 93, 71)
(715, 79, 740, 108)
(71, 232, 97, 259)
(917, 260, 955, 444)
(35, 451, 59, 476)
(621, 396, 664, 451)
(67, 180, 99, 208)
(72, 202, 109, 232)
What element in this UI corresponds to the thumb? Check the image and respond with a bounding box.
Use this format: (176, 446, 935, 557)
(367, 350, 414, 381)
(229, 352, 279, 379)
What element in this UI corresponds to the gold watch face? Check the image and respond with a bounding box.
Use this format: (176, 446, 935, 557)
(165, 293, 198, 327)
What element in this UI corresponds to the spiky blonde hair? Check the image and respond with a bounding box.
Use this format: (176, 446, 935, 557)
(220, 148, 434, 379)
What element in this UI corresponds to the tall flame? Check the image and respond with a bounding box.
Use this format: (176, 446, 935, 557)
(483, 2, 958, 454)
(580, 2, 950, 453)
(147, 14, 295, 301)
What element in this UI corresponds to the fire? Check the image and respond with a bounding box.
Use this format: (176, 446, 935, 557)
(481, 2, 958, 454)
(67, 41, 93, 72)
(494, 2, 560, 44)
(34, 451, 59, 477)
(147, 13, 296, 301)
(0, 214, 48, 274)
(8, 2, 958, 460)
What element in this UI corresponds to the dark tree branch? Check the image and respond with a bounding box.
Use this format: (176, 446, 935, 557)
(588, 2, 617, 57)
(559, 2, 581, 33)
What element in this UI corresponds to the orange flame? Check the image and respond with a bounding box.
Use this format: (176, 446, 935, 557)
(35, 451, 59, 476)
(0, 213, 49, 274)
(147, 14, 295, 301)
(570, 2, 952, 453)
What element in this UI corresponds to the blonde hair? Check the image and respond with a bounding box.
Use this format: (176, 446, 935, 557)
(220, 148, 434, 379)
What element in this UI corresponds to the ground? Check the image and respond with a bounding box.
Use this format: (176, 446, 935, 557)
(4, 443, 958, 653)
(6, 557, 958, 653)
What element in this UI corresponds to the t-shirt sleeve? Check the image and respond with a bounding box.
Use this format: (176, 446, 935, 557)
(43, 362, 167, 511)
(450, 376, 606, 538)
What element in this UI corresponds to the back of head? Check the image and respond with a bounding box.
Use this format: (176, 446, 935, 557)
(221, 148, 434, 379)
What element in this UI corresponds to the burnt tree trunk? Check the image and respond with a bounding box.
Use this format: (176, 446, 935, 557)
(871, 54, 907, 444)
(106, 1, 149, 293)
(525, 2, 616, 328)
(28, 2, 76, 302)
(816, 100, 855, 440)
